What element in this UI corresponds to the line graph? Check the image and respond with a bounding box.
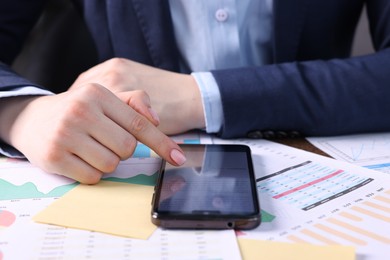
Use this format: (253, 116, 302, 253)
(311, 133, 390, 163)
(308, 133, 390, 174)
(0, 157, 162, 200)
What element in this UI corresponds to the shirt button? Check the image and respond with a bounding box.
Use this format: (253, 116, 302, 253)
(215, 9, 229, 22)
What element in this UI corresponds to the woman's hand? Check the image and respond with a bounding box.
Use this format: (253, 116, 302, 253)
(71, 58, 206, 134)
(0, 84, 186, 184)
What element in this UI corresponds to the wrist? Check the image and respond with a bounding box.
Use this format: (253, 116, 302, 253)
(0, 96, 40, 146)
(184, 74, 206, 130)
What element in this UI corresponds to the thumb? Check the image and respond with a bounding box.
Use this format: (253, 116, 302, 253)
(117, 90, 160, 126)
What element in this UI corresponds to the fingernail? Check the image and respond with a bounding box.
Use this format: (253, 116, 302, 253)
(148, 108, 160, 124)
(170, 149, 186, 165)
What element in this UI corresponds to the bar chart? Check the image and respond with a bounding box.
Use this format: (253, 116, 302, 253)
(286, 189, 390, 248)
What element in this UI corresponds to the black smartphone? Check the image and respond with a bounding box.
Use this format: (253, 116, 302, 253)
(151, 144, 261, 230)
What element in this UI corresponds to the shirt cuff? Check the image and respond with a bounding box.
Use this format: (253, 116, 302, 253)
(0, 86, 54, 98)
(191, 72, 223, 133)
(0, 86, 54, 158)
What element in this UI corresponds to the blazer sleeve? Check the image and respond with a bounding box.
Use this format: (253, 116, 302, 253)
(212, 0, 390, 138)
(0, 0, 46, 91)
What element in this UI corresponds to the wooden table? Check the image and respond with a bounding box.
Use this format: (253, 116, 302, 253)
(273, 137, 331, 157)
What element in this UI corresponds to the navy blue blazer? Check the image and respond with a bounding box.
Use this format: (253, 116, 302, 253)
(1, 0, 390, 138)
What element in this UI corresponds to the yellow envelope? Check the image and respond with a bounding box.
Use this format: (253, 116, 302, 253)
(238, 238, 355, 260)
(33, 181, 156, 239)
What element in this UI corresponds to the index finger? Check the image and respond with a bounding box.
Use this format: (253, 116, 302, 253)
(100, 89, 186, 166)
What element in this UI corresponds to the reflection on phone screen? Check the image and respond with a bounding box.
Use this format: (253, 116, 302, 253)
(157, 145, 256, 215)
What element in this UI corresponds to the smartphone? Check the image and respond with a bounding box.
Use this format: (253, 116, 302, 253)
(151, 144, 261, 230)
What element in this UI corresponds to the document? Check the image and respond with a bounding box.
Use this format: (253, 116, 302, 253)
(238, 239, 354, 260)
(307, 132, 390, 174)
(2, 132, 389, 259)
(0, 154, 241, 259)
(209, 136, 390, 260)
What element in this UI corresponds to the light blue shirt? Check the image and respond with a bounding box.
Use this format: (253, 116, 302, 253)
(169, 0, 273, 132)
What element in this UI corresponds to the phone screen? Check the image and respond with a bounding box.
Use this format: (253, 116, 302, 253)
(151, 144, 261, 230)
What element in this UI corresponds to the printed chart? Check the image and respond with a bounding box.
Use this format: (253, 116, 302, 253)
(308, 132, 390, 174)
(285, 189, 390, 246)
(0, 198, 240, 259)
(2, 133, 390, 259)
(0, 131, 205, 200)
(0, 157, 162, 200)
(0, 133, 244, 259)
(211, 137, 390, 259)
(257, 161, 373, 210)
(255, 162, 390, 255)
(0, 210, 16, 230)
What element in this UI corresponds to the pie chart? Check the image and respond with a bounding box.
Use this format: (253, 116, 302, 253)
(0, 210, 16, 229)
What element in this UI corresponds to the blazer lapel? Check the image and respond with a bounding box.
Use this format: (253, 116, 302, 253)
(131, 0, 180, 70)
(272, 0, 310, 63)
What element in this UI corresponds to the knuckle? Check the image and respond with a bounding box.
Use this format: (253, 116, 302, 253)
(105, 58, 137, 89)
(39, 127, 74, 172)
(79, 171, 102, 185)
(108, 57, 126, 67)
(133, 90, 149, 103)
(101, 156, 120, 173)
(41, 144, 64, 171)
(104, 71, 123, 87)
(79, 83, 106, 97)
(153, 135, 170, 155)
(51, 119, 73, 140)
(44, 147, 62, 163)
(135, 89, 148, 97)
(128, 115, 149, 135)
(66, 100, 90, 120)
(63, 95, 101, 125)
(120, 135, 137, 159)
